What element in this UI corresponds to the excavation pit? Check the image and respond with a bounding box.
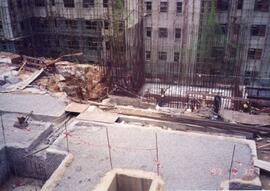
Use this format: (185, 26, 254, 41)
(94, 169, 164, 191)
(0, 113, 67, 190)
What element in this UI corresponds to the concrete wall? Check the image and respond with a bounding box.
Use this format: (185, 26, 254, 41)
(0, 147, 9, 185)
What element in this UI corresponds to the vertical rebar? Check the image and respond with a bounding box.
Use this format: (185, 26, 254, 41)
(228, 144, 236, 180)
(106, 127, 113, 169)
(64, 122, 70, 153)
(155, 132, 160, 176)
(0, 111, 6, 145)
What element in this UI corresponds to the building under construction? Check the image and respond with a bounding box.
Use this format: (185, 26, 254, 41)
(0, 0, 269, 109)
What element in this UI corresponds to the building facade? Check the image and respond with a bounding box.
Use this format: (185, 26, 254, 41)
(143, 0, 270, 87)
(0, 0, 269, 89)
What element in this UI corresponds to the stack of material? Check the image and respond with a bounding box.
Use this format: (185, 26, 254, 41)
(55, 61, 108, 100)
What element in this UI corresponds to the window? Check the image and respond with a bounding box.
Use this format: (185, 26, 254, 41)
(35, 0, 45, 7)
(159, 28, 168, 38)
(87, 37, 100, 50)
(159, 52, 167, 61)
(175, 28, 181, 39)
(83, 0, 95, 8)
(160, 2, 168, 12)
(145, 1, 152, 12)
(105, 41, 110, 50)
(174, 52, 180, 62)
(66, 20, 77, 29)
(237, 0, 243, 9)
(20, 21, 24, 31)
(146, 27, 152, 37)
(248, 48, 262, 59)
(0, 21, 3, 29)
(103, 0, 108, 8)
(216, 0, 228, 11)
(86, 20, 97, 30)
(211, 47, 224, 58)
(17, 0, 22, 8)
(51, 0, 55, 6)
(55, 39, 60, 47)
(176, 2, 182, 13)
(145, 51, 151, 61)
(63, 0, 75, 8)
(104, 20, 109, 30)
(254, 0, 269, 12)
(251, 25, 266, 36)
(68, 39, 79, 49)
(220, 24, 227, 34)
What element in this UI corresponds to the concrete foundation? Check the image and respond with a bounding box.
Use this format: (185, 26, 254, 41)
(94, 169, 164, 191)
(0, 113, 67, 190)
(50, 118, 258, 190)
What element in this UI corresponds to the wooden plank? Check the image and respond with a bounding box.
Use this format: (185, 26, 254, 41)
(65, 103, 89, 113)
(254, 159, 270, 172)
(77, 111, 119, 124)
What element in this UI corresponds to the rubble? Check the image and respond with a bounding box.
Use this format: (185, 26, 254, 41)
(55, 61, 108, 101)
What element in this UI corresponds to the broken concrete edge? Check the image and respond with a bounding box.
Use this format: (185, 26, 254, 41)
(219, 177, 262, 190)
(27, 123, 53, 151)
(40, 153, 74, 191)
(93, 168, 164, 191)
(0, 110, 67, 122)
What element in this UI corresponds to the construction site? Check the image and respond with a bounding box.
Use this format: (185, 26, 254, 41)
(0, 0, 270, 190)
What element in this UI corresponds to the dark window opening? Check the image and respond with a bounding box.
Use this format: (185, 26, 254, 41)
(0, 21, 3, 29)
(237, 0, 243, 9)
(251, 25, 266, 36)
(87, 37, 100, 50)
(20, 21, 24, 31)
(212, 47, 224, 58)
(159, 51, 167, 61)
(35, 0, 45, 7)
(63, 0, 75, 8)
(83, 0, 95, 8)
(55, 39, 60, 47)
(159, 28, 168, 38)
(145, 1, 152, 12)
(17, 0, 22, 8)
(51, 0, 55, 6)
(85, 21, 97, 30)
(175, 28, 181, 39)
(145, 51, 151, 61)
(160, 2, 168, 12)
(104, 20, 109, 30)
(65, 20, 77, 29)
(220, 24, 227, 34)
(68, 39, 80, 49)
(103, 0, 108, 8)
(216, 0, 228, 11)
(248, 48, 262, 59)
(176, 2, 182, 13)
(118, 21, 125, 32)
(105, 41, 110, 50)
(254, 0, 269, 12)
(174, 52, 180, 62)
(146, 27, 152, 37)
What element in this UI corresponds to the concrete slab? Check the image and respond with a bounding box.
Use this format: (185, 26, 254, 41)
(0, 93, 66, 118)
(254, 159, 270, 172)
(65, 102, 89, 113)
(77, 111, 119, 124)
(0, 113, 53, 150)
(50, 120, 257, 190)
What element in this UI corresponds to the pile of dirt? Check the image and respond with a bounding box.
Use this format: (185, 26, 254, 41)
(54, 61, 108, 100)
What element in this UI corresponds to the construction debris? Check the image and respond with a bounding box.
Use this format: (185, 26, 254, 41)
(55, 61, 108, 101)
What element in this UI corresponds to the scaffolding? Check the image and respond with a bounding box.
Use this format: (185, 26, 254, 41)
(0, 0, 269, 110)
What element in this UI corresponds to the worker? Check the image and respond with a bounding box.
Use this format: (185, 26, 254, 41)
(212, 95, 221, 119)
